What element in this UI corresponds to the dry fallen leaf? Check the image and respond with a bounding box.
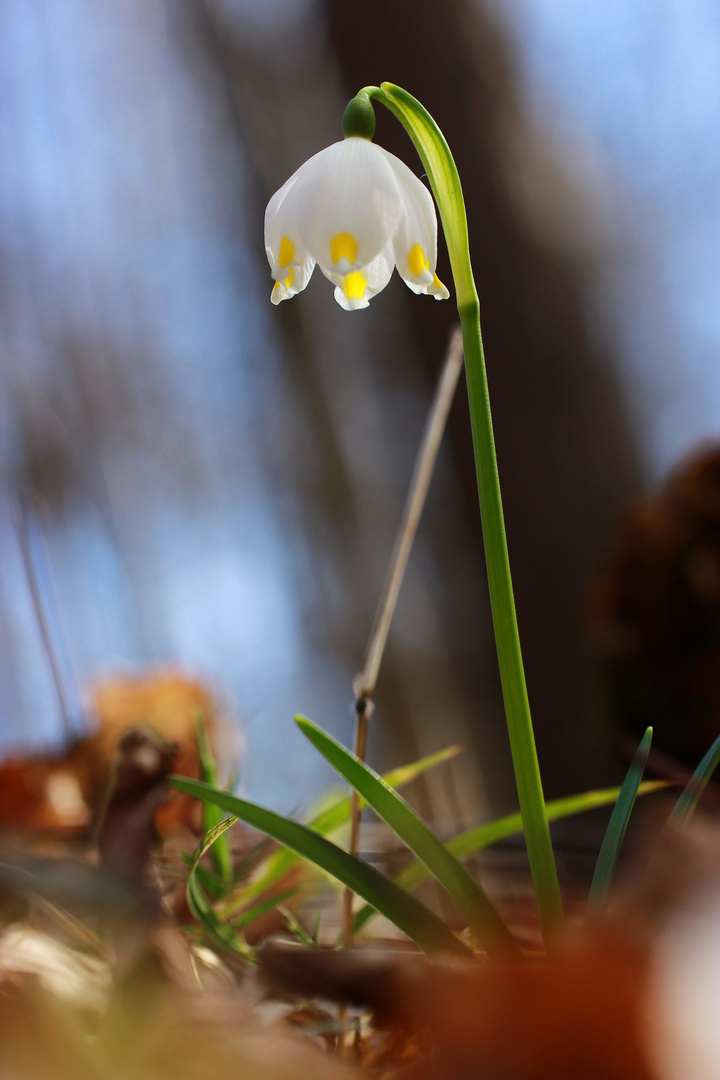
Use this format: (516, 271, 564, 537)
(0, 669, 226, 838)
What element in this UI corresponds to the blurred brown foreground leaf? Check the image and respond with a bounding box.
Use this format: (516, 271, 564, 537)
(259, 812, 720, 1080)
(0, 938, 354, 1080)
(0, 670, 222, 837)
(3, 674, 720, 1079)
(0, 701, 350, 1080)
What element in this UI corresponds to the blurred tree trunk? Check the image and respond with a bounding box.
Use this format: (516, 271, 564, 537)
(325, 0, 643, 804)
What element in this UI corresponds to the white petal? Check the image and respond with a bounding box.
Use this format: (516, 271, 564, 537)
(269, 257, 316, 304)
(293, 139, 404, 271)
(321, 245, 395, 311)
(264, 160, 316, 303)
(264, 146, 329, 263)
(380, 149, 450, 301)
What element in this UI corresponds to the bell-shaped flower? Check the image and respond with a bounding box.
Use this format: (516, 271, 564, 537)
(265, 137, 450, 311)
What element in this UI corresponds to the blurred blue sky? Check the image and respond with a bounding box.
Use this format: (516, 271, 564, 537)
(0, 0, 352, 806)
(498, 0, 720, 476)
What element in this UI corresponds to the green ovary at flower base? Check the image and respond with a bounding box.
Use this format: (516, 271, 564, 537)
(265, 83, 563, 947)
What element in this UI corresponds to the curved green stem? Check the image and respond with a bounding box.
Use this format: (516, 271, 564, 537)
(360, 83, 564, 943)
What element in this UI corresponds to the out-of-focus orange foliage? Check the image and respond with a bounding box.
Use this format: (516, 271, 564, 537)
(90, 671, 220, 835)
(384, 929, 655, 1080)
(0, 670, 223, 837)
(261, 925, 658, 1080)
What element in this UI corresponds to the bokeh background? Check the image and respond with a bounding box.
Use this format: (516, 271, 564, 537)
(1, 0, 718, 820)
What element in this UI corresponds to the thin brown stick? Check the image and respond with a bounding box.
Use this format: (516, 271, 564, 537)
(342, 327, 464, 949)
(353, 326, 464, 702)
(342, 696, 372, 947)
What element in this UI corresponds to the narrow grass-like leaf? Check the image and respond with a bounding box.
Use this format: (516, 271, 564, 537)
(353, 779, 666, 934)
(295, 716, 519, 957)
(195, 713, 233, 891)
(170, 775, 470, 960)
(586, 727, 652, 916)
(187, 875, 243, 953)
(218, 744, 459, 919)
(669, 732, 720, 825)
(279, 906, 316, 947)
(305, 744, 460, 840)
(180, 852, 224, 899)
(186, 815, 250, 956)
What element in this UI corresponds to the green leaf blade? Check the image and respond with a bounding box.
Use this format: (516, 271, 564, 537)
(218, 743, 460, 920)
(185, 815, 250, 956)
(295, 716, 519, 958)
(669, 732, 720, 826)
(586, 727, 653, 916)
(195, 713, 233, 891)
(353, 779, 666, 936)
(170, 775, 470, 961)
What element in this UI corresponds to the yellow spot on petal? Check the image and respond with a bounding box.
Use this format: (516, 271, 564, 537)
(343, 271, 366, 300)
(278, 235, 295, 268)
(432, 273, 445, 290)
(331, 232, 358, 266)
(272, 266, 294, 294)
(408, 243, 429, 277)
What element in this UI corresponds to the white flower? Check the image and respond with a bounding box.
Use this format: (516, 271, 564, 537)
(265, 137, 450, 311)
